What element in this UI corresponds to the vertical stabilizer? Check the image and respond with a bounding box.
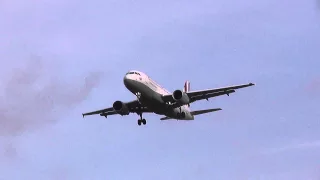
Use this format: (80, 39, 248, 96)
(184, 80, 190, 92)
(184, 81, 190, 107)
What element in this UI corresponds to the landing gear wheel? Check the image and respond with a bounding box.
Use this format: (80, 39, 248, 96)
(177, 112, 185, 119)
(142, 119, 146, 125)
(137, 111, 147, 126)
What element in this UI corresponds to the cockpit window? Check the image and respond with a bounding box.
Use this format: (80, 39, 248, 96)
(126, 72, 140, 75)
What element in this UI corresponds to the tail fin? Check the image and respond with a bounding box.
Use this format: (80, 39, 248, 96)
(184, 81, 190, 107)
(184, 80, 190, 92)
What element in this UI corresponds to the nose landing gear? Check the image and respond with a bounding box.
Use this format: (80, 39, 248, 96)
(137, 118, 146, 126)
(137, 112, 146, 126)
(135, 92, 141, 103)
(135, 95, 146, 126)
(137, 103, 147, 126)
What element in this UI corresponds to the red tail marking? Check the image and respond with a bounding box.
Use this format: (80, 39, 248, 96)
(184, 81, 190, 107)
(184, 81, 190, 92)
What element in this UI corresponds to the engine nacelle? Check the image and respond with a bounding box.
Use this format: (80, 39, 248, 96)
(172, 90, 190, 105)
(112, 101, 130, 115)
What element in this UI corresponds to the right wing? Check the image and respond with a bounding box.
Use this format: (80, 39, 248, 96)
(82, 100, 152, 118)
(162, 83, 254, 105)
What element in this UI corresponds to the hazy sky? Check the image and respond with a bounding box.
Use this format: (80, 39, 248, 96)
(1, 0, 320, 179)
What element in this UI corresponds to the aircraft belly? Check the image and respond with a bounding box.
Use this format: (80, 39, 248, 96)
(138, 84, 166, 115)
(136, 82, 193, 119)
(140, 95, 166, 115)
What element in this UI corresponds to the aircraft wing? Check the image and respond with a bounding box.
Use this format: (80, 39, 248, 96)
(82, 100, 152, 118)
(162, 83, 255, 104)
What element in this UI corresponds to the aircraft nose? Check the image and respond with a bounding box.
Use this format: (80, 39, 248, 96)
(123, 75, 128, 83)
(123, 75, 134, 87)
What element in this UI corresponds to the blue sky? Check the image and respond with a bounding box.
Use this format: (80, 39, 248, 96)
(1, 0, 320, 179)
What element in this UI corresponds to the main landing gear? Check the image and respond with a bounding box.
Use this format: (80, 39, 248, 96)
(137, 112, 146, 126)
(177, 112, 185, 119)
(177, 107, 186, 119)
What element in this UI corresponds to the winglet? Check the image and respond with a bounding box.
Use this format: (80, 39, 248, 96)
(82, 114, 85, 118)
(249, 83, 255, 86)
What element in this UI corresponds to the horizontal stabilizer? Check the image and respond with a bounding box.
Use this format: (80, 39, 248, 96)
(160, 116, 172, 120)
(160, 108, 222, 120)
(191, 108, 222, 116)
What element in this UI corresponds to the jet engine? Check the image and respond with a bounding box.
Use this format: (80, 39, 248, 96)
(112, 101, 130, 115)
(172, 90, 190, 105)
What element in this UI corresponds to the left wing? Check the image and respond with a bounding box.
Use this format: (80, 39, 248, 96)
(162, 83, 255, 104)
(82, 100, 152, 118)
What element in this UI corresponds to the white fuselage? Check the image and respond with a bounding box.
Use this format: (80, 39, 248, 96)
(123, 71, 194, 120)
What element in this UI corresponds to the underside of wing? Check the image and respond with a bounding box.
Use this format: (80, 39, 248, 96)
(189, 89, 235, 103)
(99, 111, 119, 117)
(160, 116, 173, 120)
(82, 100, 152, 118)
(187, 83, 254, 97)
(82, 107, 114, 117)
(161, 83, 254, 104)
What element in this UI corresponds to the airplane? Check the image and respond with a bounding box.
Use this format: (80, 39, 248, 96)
(82, 70, 255, 126)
